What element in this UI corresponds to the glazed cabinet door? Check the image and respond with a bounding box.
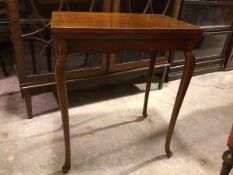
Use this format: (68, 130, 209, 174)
(8, 0, 111, 86)
(169, 0, 233, 80)
(180, 0, 233, 32)
(170, 31, 232, 79)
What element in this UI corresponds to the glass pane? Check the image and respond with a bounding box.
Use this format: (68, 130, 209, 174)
(181, 2, 233, 28)
(174, 33, 229, 61)
(23, 40, 102, 75)
(116, 51, 142, 64)
(23, 40, 55, 75)
(116, 51, 167, 64)
(194, 34, 228, 58)
(17, 0, 106, 75)
(68, 53, 102, 70)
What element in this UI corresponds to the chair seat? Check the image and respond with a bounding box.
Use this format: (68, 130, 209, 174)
(228, 125, 233, 147)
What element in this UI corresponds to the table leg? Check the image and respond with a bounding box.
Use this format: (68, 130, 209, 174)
(55, 41, 71, 173)
(165, 51, 195, 157)
(143, 55, 157, 118)
(158, 65, 168, 90)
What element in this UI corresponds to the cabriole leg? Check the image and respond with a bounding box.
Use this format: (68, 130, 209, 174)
(165, 51, 195, 157)
(55, 40, 71, 173)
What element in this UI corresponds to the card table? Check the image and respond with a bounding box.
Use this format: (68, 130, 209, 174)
(51, 12, 203, 173)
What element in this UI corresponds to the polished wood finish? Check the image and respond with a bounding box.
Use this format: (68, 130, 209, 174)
(52, 12, 203, 173)
(165, 51, 195, 157)
(55, 40, 71, 173)
(51, 12, 201, 36)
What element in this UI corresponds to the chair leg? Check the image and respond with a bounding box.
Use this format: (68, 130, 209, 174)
(0, 57, 8, 77)
(220, 162, 232, 175)
(220, 146, 233, 175)
(158, 65, 168, 90)
(22, 89, 33, 119)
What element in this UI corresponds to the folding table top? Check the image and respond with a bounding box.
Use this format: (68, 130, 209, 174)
(51, 12, 203, 36)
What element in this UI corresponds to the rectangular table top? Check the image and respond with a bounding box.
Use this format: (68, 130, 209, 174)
(51, 12, 203, 36)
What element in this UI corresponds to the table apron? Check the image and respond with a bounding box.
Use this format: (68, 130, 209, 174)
(66, 39, 193, 54)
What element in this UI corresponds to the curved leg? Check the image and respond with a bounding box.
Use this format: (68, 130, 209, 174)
(143, 55, 156, 118)
(55, 40, 71, 173)
(165, 51, 195, 157)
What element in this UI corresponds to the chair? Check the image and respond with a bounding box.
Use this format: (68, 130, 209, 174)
(221, 125, 233, 175)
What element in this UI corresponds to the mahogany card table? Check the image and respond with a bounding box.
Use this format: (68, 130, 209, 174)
(51, 12, 203, 173)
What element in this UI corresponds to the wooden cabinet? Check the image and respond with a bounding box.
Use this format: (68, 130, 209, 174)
(168, 0, 233, 80)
